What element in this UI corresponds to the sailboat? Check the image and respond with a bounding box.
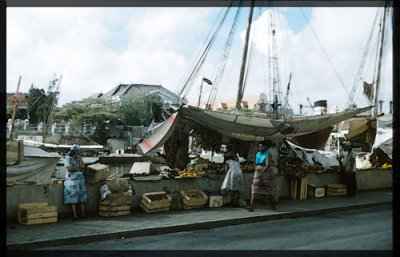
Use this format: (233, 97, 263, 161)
(139, 2, 373, 156)
(6, 76, 61, 186)
(335, 5, 390, 152)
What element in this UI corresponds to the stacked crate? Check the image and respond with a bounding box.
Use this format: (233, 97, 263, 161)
(290, 176, 308, 200)
(18, 202, 57, 225)
(84, 163, 109, 184)
(181, 189, 208, 209)
(140, 191, 172, 213)
(99, 193, 132, 217)
(327, 184, 347, 196)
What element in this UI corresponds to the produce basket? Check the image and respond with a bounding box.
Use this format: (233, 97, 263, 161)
(140, 191, 172, 213)
(180, 189, 208, 209)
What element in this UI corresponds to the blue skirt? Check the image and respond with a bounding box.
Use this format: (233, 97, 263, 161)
(64, 171, 88, 205)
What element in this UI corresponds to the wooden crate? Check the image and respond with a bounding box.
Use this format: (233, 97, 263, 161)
(99, 210, 131, 217)
(140, 191, 172, 213)
(85, 163, 109, 183)
(101, 193, 132, 206)
(290, 176, 308, 200)
(140, 200, 170, 213)
(99, 193, 132, 217)
(183, 204, 207, 210)
(99, 205, 131, 212)
(181, 189, 208, 209)
(18, 202, 58, 225)
(327, 184, 347, 196)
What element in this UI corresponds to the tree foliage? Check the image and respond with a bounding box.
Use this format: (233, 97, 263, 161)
(119, 101, 153, 126)
(14, 83, 159, 143)
(27, 86, 48, 123)
(53, 96, 155, 143)
(9, 85, 52, 123)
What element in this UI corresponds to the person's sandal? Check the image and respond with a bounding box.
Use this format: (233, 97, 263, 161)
(245, 205, 254, 212)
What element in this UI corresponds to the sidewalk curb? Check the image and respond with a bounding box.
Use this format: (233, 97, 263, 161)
(7, 201, 391, 250)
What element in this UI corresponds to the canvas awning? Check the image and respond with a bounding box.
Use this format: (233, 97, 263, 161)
(138, 112, 179, 154)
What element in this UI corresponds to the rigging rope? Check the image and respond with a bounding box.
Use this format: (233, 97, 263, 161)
(206, 5, 242, 108)
(177, 6, 232, 99)
(346, 8, 380, 107)
(300, 8, 350, 98)
(174, 8, 225, 94)
(20, 93, 46, 119)
(241, 7, 262, 102)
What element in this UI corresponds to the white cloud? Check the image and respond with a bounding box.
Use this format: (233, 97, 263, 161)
(7, 6, 392, 114)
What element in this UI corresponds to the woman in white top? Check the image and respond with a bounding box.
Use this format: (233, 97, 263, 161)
(221, 152, 245, 207)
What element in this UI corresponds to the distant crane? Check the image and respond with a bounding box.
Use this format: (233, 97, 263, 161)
(306, 97, 313, 110)
(283, 72, 292, 115)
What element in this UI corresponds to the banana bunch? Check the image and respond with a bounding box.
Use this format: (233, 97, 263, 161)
(381, 163, 392, 169)
(175, 169, 206, 177)
(241, 163, 256, 172)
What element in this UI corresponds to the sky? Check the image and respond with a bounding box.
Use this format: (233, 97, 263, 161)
(7, 6, 393, 115)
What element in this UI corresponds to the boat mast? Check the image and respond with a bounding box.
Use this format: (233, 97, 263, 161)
(235, 0, 254, 111)
(269, 9, 283, 117)
(8, 76, 22, 141)
(373, 6, 387, 117)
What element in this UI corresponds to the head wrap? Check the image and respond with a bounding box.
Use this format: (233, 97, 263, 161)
(67, 144, 80, 157)
(225, 151, 238, 162)
(259, 139, 272, 148)
(342, 141, 352, 147)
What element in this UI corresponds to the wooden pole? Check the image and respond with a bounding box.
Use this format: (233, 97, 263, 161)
(373, 6, 387, 117)
(235, 0, 254, 111)
(9, 76, 22, 141)
(197, 80, 204, 108)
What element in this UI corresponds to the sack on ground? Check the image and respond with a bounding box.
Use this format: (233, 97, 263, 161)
(106, 178, 130, 193)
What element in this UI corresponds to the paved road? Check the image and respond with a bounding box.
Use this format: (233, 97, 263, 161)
(41, 206, 392, 250)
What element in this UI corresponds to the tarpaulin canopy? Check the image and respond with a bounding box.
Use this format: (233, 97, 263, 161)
(7, 146, 60, 185)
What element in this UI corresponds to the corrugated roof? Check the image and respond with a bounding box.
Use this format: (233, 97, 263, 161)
(102, 84, 178, 100)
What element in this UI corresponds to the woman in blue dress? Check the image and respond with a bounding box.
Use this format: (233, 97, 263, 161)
(64, 144, 88, 220)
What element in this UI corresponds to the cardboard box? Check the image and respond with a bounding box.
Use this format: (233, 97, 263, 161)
(85, 163, 109, 183)
(307, 185, 326, 198)
(209, 195, 223, 208)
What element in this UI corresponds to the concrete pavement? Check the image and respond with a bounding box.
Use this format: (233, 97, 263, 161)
(6, 189, 392, 250)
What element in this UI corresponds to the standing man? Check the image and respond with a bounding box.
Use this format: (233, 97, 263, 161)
(338, 141, 357, 196)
